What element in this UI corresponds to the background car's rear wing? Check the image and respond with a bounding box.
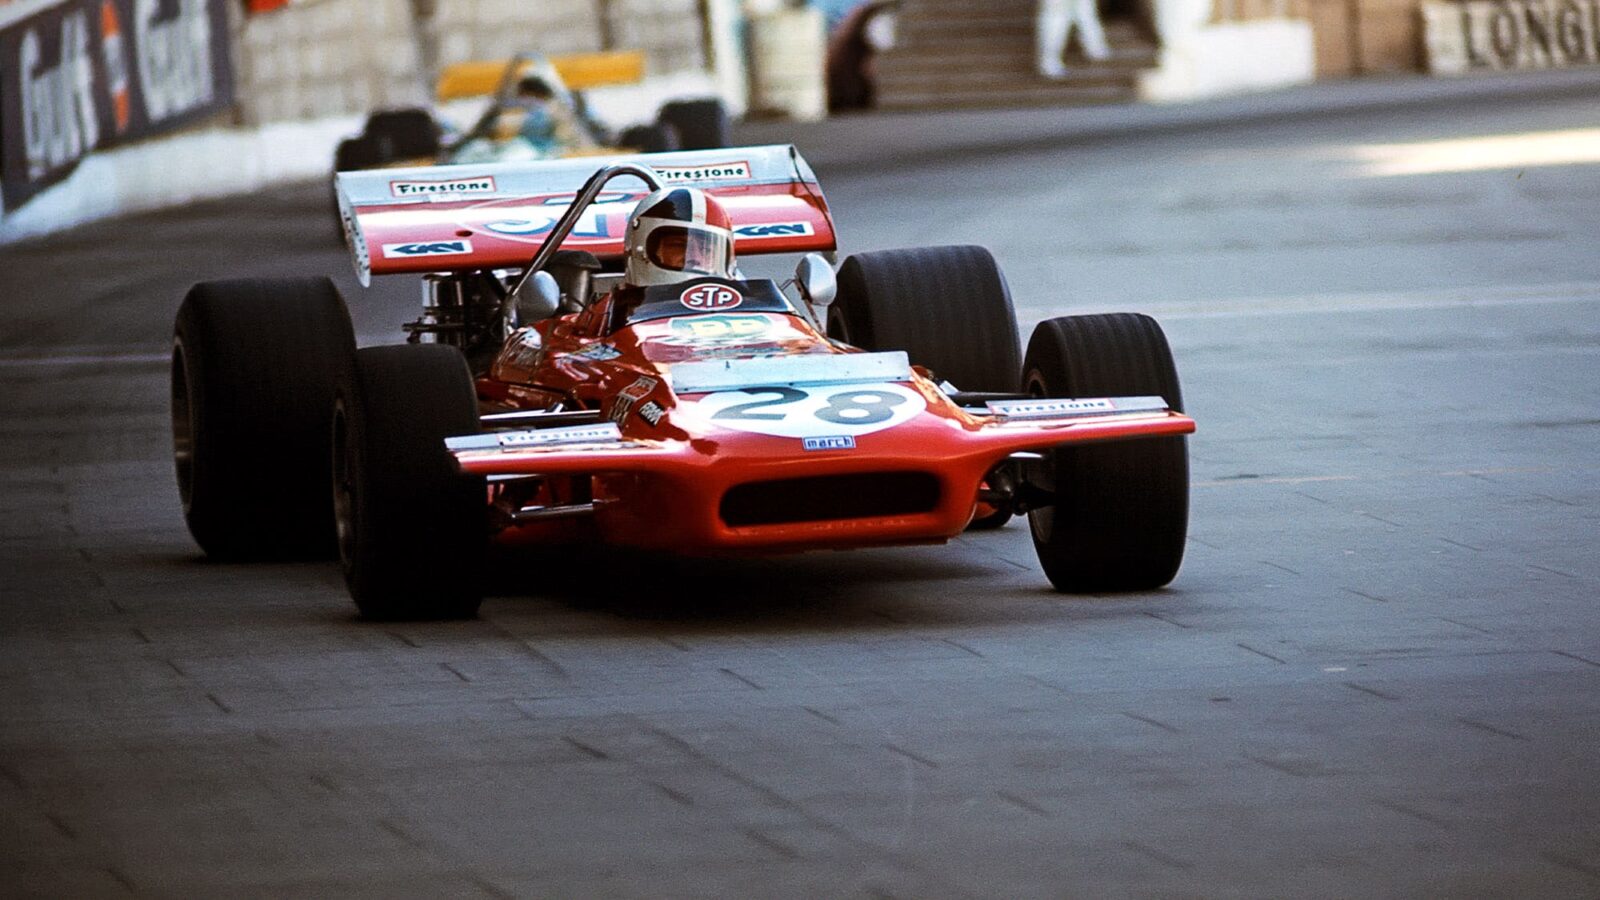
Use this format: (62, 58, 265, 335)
(435, 51, 645, 101)
(336, 145, 837, 285)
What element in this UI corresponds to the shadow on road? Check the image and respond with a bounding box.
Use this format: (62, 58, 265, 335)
(477, 540, 1173, 635)
(121, 532, 1188, 639)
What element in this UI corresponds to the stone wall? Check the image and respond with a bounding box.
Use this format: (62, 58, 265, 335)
(431, 0, 603, 68)
(235, 0, 426, 126)
(604, 0, 707, 74)
(233, 0, 713, 126)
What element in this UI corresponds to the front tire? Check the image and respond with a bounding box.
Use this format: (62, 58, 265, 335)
(829, 245, 1021, 393)
(172, 278, 356, 560)
(335, 345, 485, 620)
(1021, 314, 1189, 591)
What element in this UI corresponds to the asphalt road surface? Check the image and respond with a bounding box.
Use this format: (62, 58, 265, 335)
(3, 87, 1599, 897)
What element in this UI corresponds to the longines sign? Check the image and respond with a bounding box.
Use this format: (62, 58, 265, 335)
(0, 0, 234, 211)
(1423, 0, 1600, 73)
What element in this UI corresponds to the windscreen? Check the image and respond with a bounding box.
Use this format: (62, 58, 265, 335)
(645, 226, 732, 277)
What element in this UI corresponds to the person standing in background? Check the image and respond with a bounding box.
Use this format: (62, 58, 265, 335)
(826, 0, 900, 110)
(1037, 0, 1111, 78)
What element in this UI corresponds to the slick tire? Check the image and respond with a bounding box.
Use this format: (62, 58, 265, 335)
(618, 122, 681, 154)
(172, 278, 357, 561)
(335, 345, 485, 620)
(1021, 314, 1189, 591)
(334, 135, 383, 172)
(657, 98, 731, 150)
(362, 108, 441, 161)
(830, 245, 1021, 393)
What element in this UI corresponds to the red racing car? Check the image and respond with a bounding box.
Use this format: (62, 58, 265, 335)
(171, 146, 1194, 619)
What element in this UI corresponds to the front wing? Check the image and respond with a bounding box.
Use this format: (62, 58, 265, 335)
(446, 399, 1195, 554)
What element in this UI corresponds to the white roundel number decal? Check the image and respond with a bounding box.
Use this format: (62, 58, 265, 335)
(680, 284, 743, 311)
(695, 382, 925, 438)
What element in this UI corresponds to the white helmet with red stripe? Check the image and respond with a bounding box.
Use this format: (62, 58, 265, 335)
(623, 186, 736, 287)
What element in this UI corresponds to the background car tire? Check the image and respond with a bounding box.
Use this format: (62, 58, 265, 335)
(656, 98, 731, 150)
(829, 245, 1021, 393)
(335, 345, 485, 620)
(1020, 313, 1189, 591)
(172, 278, 356, 561)
(361, 108, 441, 163)
(618, 122, 681, 153)
(333, 135, 382, 172)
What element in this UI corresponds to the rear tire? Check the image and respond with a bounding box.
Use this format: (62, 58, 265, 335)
(172, 278, 356, 560)
(829, 245, 1021, 393)
(335, 345, 485, 620)
(657, 98, 731, 149)
(1021, 314, 1188, 591)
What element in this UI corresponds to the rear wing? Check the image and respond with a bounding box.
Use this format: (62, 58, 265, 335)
(335, 145, 836, 286)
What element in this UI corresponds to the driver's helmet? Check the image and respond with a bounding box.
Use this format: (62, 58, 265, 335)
(516, 73, 555, 102)
(622, 187, 735, 288)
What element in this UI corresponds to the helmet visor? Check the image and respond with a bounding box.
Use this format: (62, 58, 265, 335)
(645, 226, 732, 277)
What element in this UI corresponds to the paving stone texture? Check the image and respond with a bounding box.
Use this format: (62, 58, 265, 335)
(2, 79, 1598, 897)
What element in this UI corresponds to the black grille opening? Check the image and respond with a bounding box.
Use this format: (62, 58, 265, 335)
(720, 472, 941, 527)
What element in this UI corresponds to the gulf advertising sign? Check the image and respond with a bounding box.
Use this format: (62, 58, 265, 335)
(0, 0, 234, 211)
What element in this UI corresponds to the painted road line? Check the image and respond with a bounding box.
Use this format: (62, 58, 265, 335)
(0, 352, 168, 369)
(1192, 465, 1592, 488)
(1032, 281, 1600, 322)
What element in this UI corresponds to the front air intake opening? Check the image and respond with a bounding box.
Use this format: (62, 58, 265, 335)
(720, 472, 942, 527)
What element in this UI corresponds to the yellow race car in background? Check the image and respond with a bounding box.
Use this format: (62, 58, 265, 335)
(334, 51, 731, 173)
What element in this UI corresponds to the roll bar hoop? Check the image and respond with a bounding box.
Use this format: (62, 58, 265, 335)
(502, 163, 664, 317)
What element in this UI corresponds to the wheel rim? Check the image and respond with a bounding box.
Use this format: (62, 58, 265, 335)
(171, 337, 195, 511)
(332, 400, 357, 574)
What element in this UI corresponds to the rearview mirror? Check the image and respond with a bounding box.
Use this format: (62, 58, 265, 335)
(515, 270, 561, 324)
(795, 253, 837, 310)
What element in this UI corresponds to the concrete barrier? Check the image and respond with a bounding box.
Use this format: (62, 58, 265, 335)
(0, 115, 360, 243)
